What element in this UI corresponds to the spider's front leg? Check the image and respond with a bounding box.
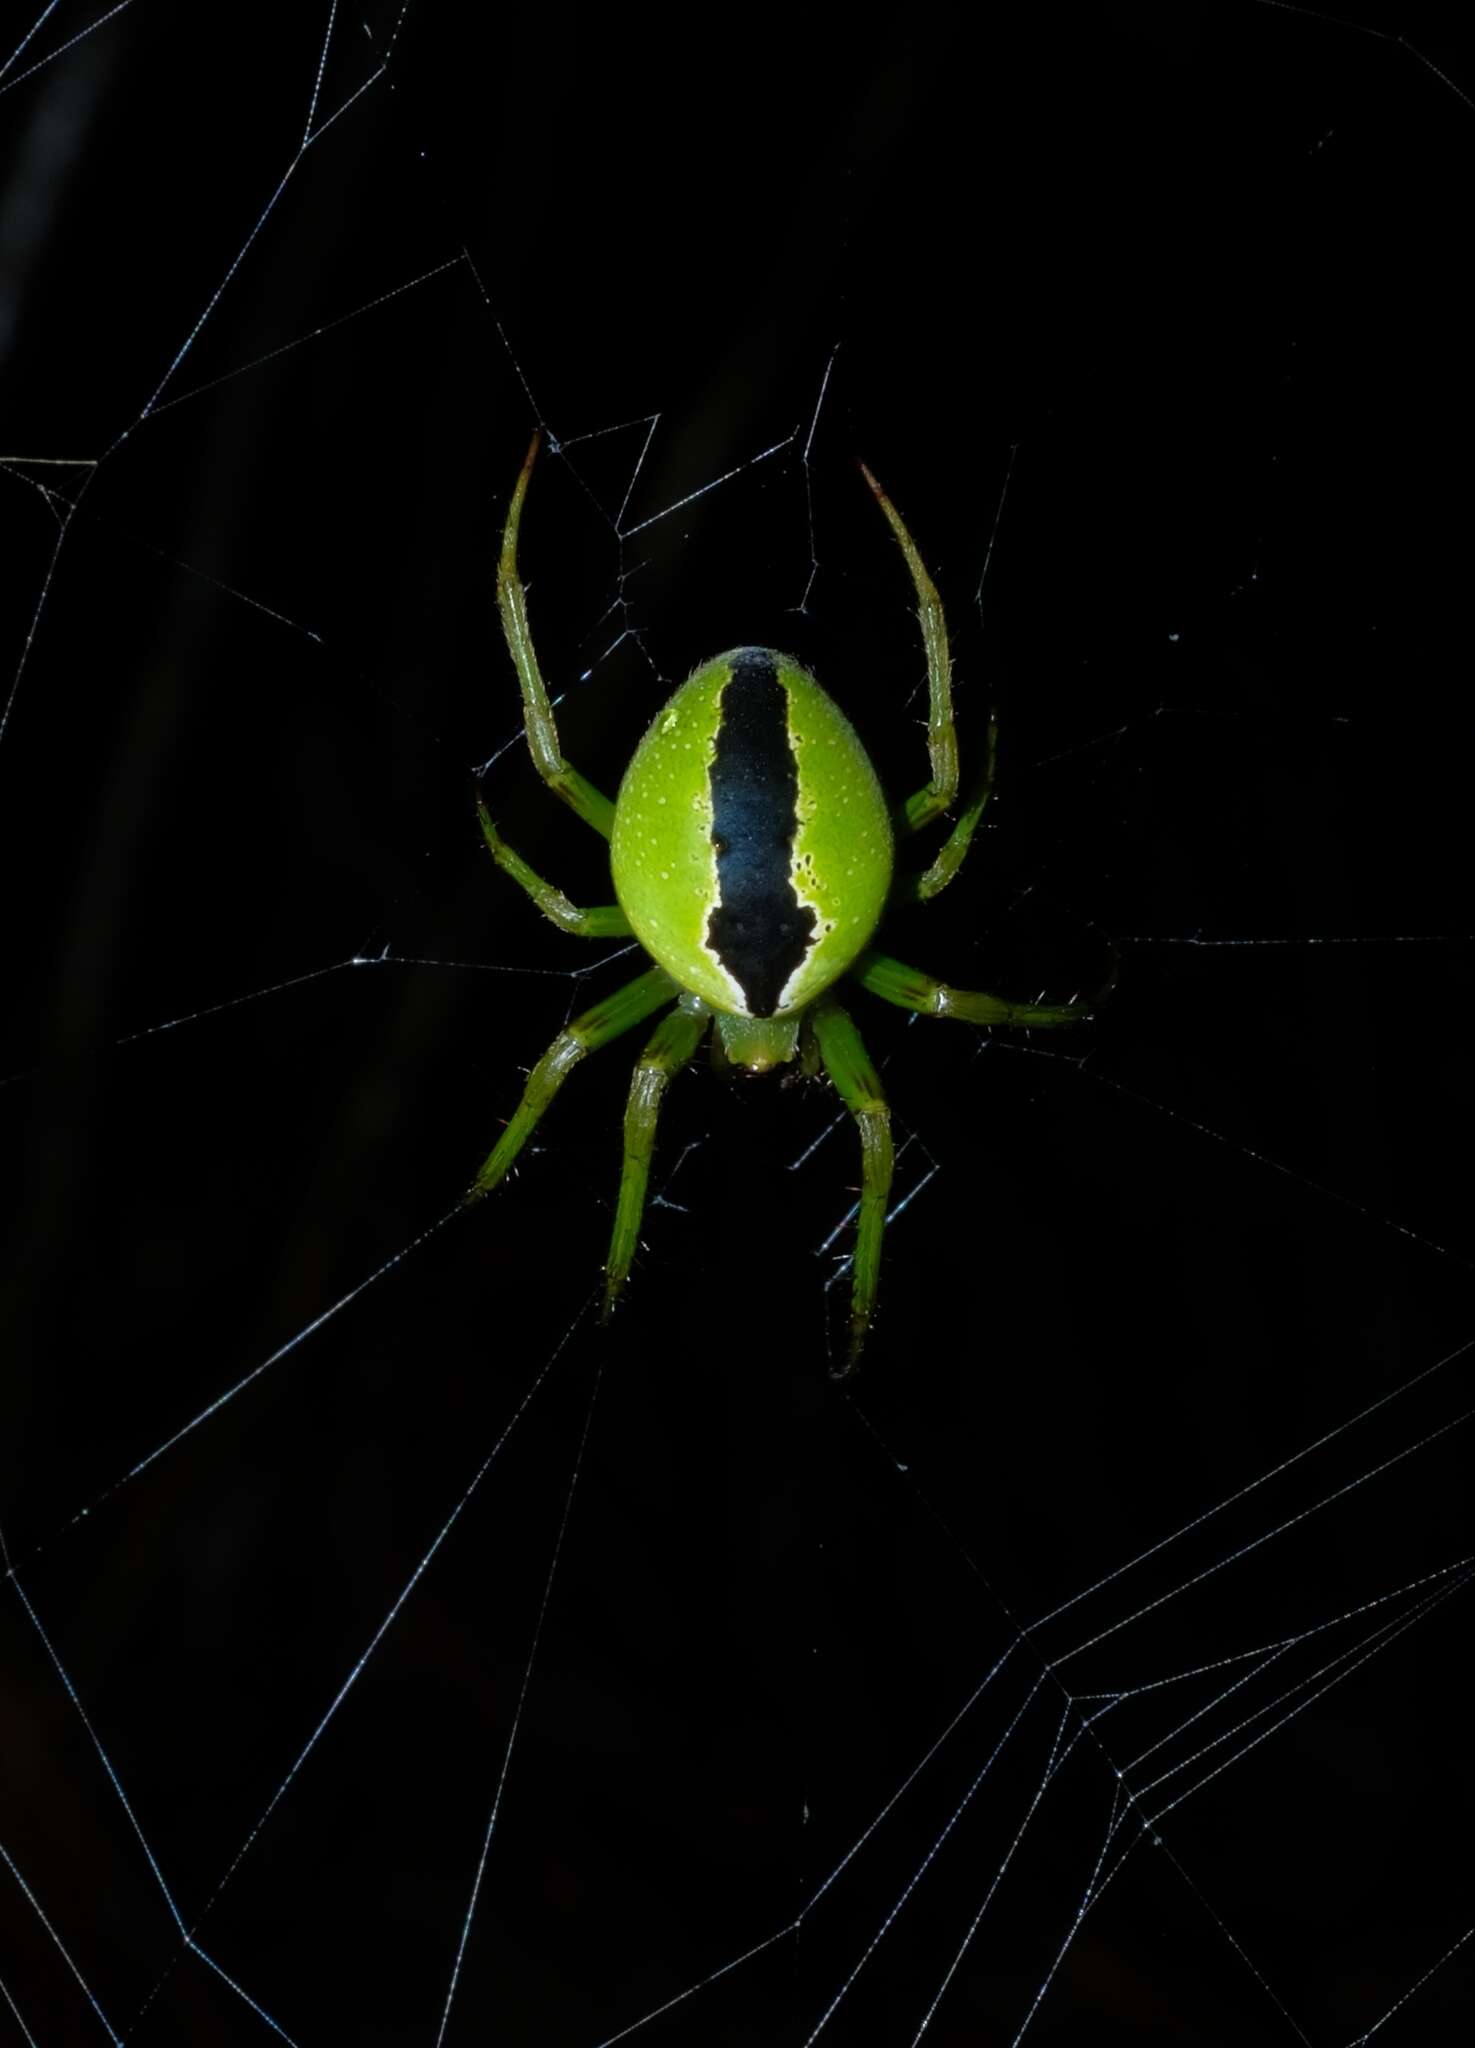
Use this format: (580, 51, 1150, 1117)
(497, 431, 618, 839)
(811, 998, 894, 1377)
(468, 966, 678, 1204)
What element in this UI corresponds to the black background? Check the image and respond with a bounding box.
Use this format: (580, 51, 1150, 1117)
(2, 4, 1474, 2042)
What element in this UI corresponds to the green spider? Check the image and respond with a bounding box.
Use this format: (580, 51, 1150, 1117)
(469, 434, 1113, 1371)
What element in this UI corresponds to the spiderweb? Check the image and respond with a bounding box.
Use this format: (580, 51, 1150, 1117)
(2, 4, 1473, 2042)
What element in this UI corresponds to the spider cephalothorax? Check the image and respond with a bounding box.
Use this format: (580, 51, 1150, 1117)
(469, 435, 1112, 1370)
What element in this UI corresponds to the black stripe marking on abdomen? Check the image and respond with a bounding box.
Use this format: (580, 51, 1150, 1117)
(706, 648, 816, 1016)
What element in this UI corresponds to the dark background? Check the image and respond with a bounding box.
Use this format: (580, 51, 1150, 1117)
(2, 4, 1474, 2042)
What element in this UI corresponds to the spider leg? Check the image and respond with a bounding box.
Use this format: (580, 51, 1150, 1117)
(468, 965, 678, 1201)
(497, 431, 618, 839)
(895, 707, 998, 904)
(811, 998, 894, 1376)
(603, 996, 711, 1321)
(477, 800, 632, 937)
(860, 460, 961, 838)
(852, 944, 1119, 1028)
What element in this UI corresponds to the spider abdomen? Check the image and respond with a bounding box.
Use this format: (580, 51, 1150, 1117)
(610, 647, 893, 1018)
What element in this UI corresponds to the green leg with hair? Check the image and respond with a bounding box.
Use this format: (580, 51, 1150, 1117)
(903, 708, 998, 904)
(497, 432, 618, 839)
(468, 966, 678, 1201)
(477, 801, 632, 937)
(862, 460, 999, 903)
(603, 997, 711, 1320)
(852, 945, 1117, 1028)
(861, 460, 959, 836)
(812, 999, 894, 1376)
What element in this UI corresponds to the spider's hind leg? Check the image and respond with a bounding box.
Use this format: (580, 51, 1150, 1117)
(861, 461, 999, 902)
(861, 460, 958, 838)
(496, 432, 619, 839)
(899, 710, 998, 905)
